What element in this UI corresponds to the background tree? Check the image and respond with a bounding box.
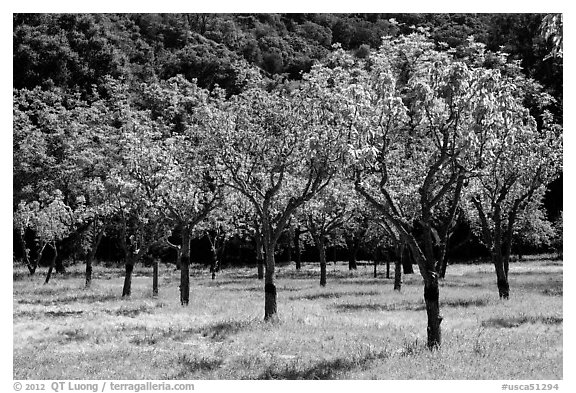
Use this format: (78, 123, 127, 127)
(465, 102, 562, 298)
(213, 70, 347, 319)
(345, 34, 533, 348)
(120, 77, 223, 305)
(299, 179, 356, 286)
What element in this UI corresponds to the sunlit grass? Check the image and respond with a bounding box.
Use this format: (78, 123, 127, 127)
(13, 259, 562, 379)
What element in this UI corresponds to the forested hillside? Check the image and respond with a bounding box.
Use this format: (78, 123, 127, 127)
(14, 14, 562, 102)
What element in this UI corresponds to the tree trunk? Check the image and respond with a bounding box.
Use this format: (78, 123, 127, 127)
(400, 234, 442, 349)
(85, 228, 104, 289)
(294, 230, 302, 270)
(437, 239, 449, 279)
(30, 242, 47, 276)
(122, 259, 134, 297)
(263, 238, 277, 321)
(347, 238, 358, 270)
(44, 243, 57, 284)
(424, 276, 442, 349)
(19, 230, 36, 275)
(180, 226, 191, 306)
(385, 260, 390, 279)
(493, 255, 510, 299)
(493, 204, 510, 299)
(402, 246, 414, 274)
(55, 257, 66, 274)
(210, 247, 218, 280)
(331, 247, 337, 271)
(394, 258, 402, 291)
(318, 242, 327, 287)
(256, 234, 264, 280)
(287, 241, 292, 264)
(85, 261, 93, 289)
(175, 251, 181, 270)
(152, 259, 159, 297)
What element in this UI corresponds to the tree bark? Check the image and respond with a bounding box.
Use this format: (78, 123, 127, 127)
(180, 226, 191, 306)
(437, 239, 449, 279)
(402, 246, 414, 274)
(346, 237, 358, 270)
(294, 229, 302, 270)
(44, 243, 57, 284)
(55, 257, 66, 274)
(394, 258, 402, 291)
(424, 276, 442, 349)
(18, 230, 36, 275)
(85, 261, 93, 289)
(287, 240, 292, 264)
(318, 241, 327, 287)
(494, 256, 510, 299)
(331, 246, 337, 271)
(256, 233, 264, 280)
(493, 203, 510, 299)
(152, 259, 159, 297)
(210, 247, 218, 280)
(85, 227, 104, 289)
(263, 242, 277, 320)
(30, 242, 47, 276)
(122, 260, 134, 297)
(262, 215, 279, 321)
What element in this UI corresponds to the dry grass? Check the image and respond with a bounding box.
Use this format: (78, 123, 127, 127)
(13, 259, 562, 379)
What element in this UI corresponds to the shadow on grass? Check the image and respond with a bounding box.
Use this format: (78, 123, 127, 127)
(226, 286, 301, 293)
(481, 315, 562, 328)
(159, 327, 199, 342)
(440, 281, 484, 288)
(334, 298, 490, 313)
(516, 279, 563, 296)
(58, 328, 90, 343)
(173, 354, 224, 378)
(542, 288, 563, 296)
(278, 269, 359, 281)
(45, 310, 84, 317)
(109, 303, 165, 318)
(17, 293, 118, 305)
(290, 290, 380, 301)
(200, 279, 247, 287)
(258, 349, 390, 379)
(199, 319, 255, 341)
(333, 279, 390, 286)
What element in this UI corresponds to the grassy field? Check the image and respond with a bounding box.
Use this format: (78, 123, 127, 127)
(13, 258, 562, 380)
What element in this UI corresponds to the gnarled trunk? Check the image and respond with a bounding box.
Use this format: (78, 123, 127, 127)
(402, 246, 414, 274)
(493, 203, 510, 299)
(210, 248, 218, 280)
(402, 232, 442, 349)
(262, 218, 278, 321)
(424, 276, 442, 349)
(180, 226, 191, 305)
(152, 259, 159, 296)
(85, 228, 104, 288)
(263, 244, 277, 320)
(44, 243, 57, 284)
(18, 230, 36, 275)
(318, 241, 327, 287)
(256, 233, 264, 280)
(55, 257, 66, 274)
(437, 240, 449, 279)
(122, 260, 134, 297)
(494, 257, 509, 299)
(394, 258, 402, 291)
(347, 239, 358, 270)
(294, 229, 302, 270)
